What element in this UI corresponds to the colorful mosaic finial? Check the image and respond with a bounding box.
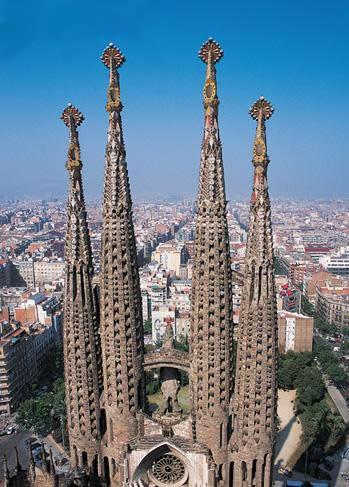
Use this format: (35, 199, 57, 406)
(101, 42, 126, 69)
(198, 38, 224, 64)
(61, 103, 84, 128)
(61, 104, 84, 170)
(101, 43, 125, 112)
(249, 96, 274, 121)
(249, 96, 274, 166)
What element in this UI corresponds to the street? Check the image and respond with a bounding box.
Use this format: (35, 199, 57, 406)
(0, 431, 32, 478)
(327, 385, 349, 424)
(0, 431, 70, 480)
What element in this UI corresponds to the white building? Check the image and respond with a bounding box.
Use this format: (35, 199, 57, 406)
(152, 304, 176, 344)
(319, 252, 349, 277)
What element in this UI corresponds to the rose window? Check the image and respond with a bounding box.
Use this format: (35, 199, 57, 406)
(151, 454, 186, 484)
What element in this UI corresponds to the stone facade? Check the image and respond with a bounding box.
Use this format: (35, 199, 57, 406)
(61, 104, 102, 471)
(190, 38, 234, 483)
(4, 41, 279, 487)
(230, 98, 278, 487)
(98, 43, 145, 484)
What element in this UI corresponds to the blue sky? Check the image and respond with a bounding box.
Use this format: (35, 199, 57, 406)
(1, 0, 348, 200)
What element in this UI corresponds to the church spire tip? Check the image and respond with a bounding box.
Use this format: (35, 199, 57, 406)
(249, 96, 274, 121)
(101, 42, 124, 112)
(101, 42, 126, 69)
(61, 104, 84, 171)
(198, 38, 224, 64)
(61, 104, 84, 128)
(249, 96, 274, 167)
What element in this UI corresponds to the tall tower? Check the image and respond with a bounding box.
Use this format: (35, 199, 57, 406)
(61, 104, 102, 470)
(190, 38, 234, 479)
(99, 43, 144, 477)
(230, 97, 277, 487)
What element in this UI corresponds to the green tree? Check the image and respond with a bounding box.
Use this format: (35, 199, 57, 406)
(43, 343, 64, 381)
(314, 341, 348, 386)
(314, 315, 337, 336)
(326, 363, 347, 385)
(340, 341, 349, 354)
(17, 378, 66, 436)
(143, 319, 152, 335)
(301, 296, 315, 317)
(174, 334, 189, 352)
(295, 367, 325, 407)
(17, 397, 52, 435)
(300, 400, 328, 447)
(326, 412, 345, 442)
(278, 351, 314, 390)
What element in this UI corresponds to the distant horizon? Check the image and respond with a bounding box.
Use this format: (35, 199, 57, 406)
(1, 195, 349, 205)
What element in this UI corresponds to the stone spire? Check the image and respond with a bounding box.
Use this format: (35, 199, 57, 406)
(190, 38, 234, 477)
(99, 42, 144, 464)
(230, 97, 277, 487)
(61, 104, 102, 467)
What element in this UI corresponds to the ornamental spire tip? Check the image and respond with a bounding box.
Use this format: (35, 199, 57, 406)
(61, 104, 84, 128)
(101, 42, 126, 69)
(198, 38, 224, 64)
(61, 104, 83, 171)
(249, 97, 274, 121)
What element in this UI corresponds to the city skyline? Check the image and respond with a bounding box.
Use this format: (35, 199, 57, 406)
(1, 1, 349, 200)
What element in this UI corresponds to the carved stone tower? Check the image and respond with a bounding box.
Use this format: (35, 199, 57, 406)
(190, 38, 234, 481)
(61, 104, 102, 470)
(230, 97, 278, 487)
(98, 43, 144, 482)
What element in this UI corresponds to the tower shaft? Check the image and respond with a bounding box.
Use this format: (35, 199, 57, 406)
(231, 98, 277, 487)
(62, 105, 102, 468)
(190, 39, 234, 471)
(99, 44, 144, 464)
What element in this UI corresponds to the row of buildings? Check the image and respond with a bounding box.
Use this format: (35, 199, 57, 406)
(0, 289, 62, 413)
(143, 237, 314, 354)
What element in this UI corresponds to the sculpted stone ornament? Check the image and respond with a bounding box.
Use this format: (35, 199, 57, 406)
(3, 40, 277, 487)
(230, 96, 277, 487)
(156, 325, 182, 416)
(159, 367, 182, 416)
(101, 42, 125, 112)
(60, 104, 102, 470)
(98, 41, 145, 483)
(61, 104, 84, 171)
(190, 38, 234, 481)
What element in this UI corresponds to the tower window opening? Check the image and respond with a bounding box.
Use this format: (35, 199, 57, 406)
(252, 458, 257, 483)
(229, 461, 234, 487)
(242, 461, 247, 482)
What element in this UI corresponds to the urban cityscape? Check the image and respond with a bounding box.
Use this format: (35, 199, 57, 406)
(0, 1, 348, 487)
(0, 190, 348, 485)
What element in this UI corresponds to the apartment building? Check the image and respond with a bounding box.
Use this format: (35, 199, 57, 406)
(0, 322, 59, 414)
(316, 286, 349, 329)
(278, 311, 314, 353)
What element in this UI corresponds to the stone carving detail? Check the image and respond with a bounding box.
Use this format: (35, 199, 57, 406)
(61, 104, 101, 462)
(99, 43, 144, 458)
(190, 38, 234, 470)
(159, 367, 182, 416)
(230, 97, 277, 487)
(55, 42, 278, 487)
(150, 454, 186, 484)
